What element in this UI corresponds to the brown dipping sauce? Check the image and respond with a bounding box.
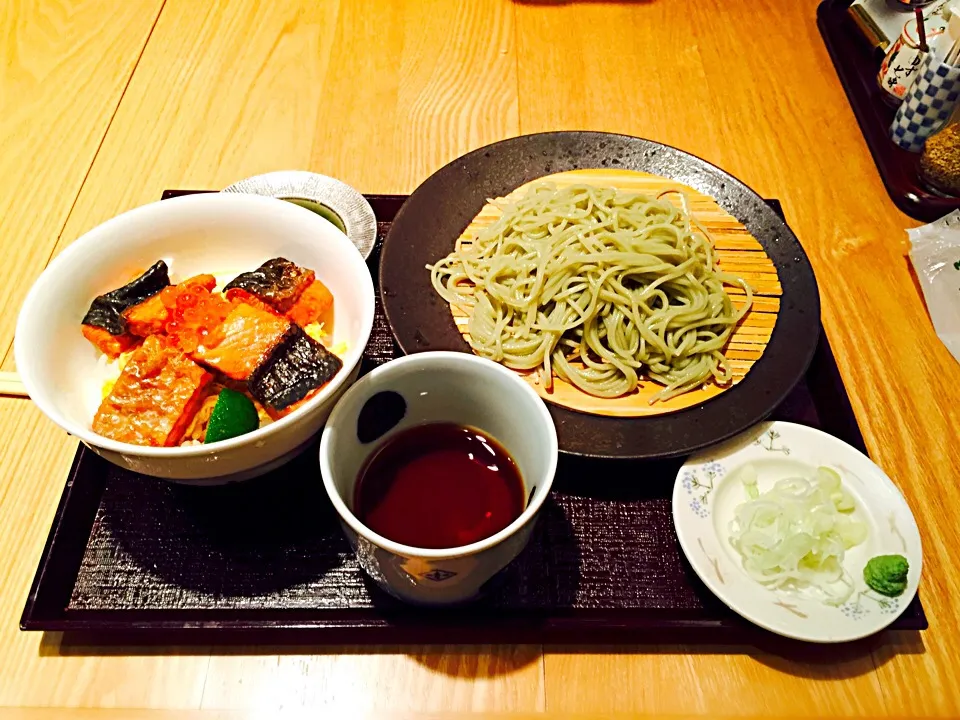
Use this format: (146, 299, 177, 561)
(354, 423, 525, 549)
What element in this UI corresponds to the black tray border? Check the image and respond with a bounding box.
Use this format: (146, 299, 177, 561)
(18, 192, 927, 643)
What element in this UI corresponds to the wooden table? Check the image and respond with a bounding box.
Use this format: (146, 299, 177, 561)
(1, 0, 957, 716)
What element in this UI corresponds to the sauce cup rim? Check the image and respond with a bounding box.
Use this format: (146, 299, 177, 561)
(319, 351, 559, 560)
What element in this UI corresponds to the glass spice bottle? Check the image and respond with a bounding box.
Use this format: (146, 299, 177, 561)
(920, 107, 960, 197)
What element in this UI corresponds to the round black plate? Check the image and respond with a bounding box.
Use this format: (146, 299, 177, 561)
(379, 132, 821, 459)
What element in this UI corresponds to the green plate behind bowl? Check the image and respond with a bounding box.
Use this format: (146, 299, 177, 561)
(283, 197, 348, 234)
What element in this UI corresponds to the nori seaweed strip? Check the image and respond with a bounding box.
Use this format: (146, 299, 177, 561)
(223, 258, 314, 310)
(81, 260, 170, 335)
(248, 324, 343, 411)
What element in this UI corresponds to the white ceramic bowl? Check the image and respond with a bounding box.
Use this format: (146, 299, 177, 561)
(15, 193, 375, 484)
(319, 352, 559, 605)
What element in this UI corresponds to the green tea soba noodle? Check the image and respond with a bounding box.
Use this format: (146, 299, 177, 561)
(428, 183, 753, 403)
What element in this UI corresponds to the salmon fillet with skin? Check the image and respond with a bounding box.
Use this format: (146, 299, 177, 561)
(93, 335, 213, 447)
(221, 288, 284, 317)
(81, 260, 170, 340)
(249, 324, 343, 419)
(261, 387, 319, 421)
(191, 302, 292, 381)
(224, 258, 315, 313)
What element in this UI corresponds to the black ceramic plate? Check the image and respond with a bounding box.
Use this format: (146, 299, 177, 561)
(380, 132, 821, 459)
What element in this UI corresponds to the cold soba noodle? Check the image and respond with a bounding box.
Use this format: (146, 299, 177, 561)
(429, 183, 753, 403)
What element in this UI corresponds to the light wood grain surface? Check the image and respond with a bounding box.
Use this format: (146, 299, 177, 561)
(1, 0, 957, 715)
(0, 0, 166, 370)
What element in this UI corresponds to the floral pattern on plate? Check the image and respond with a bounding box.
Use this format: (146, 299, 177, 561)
(840, 590, 902, 620)
(753, 428, 791, 454)
(681, 461, 725, 519)
(672, 420, 922, 643)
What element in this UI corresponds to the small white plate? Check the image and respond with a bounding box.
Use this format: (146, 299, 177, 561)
(672, 421, 922, 643)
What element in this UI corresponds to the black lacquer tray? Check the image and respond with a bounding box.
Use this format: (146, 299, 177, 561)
(818, 0, 960, 222)
(19, 192, 927, 643)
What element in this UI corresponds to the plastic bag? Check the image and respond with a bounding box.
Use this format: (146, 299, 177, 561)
(907, 210, 960, 363)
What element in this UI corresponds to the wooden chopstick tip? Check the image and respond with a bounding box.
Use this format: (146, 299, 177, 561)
(0, 371, 28, 398)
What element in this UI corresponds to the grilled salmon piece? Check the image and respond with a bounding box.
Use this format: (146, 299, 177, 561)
(93, 335, 213, 447)
(191, 302, 292, 381)
(81, 325, 140, 359)
(249, 324, 343, 418)
(260, 387, 320, 421)
(82, 261, 170, 355)
(285, 279, 334, 328)
(82, 261, 170, 334)
(224, 258, 315, 312)
(123, 294, 169, 337)
(220, 288, 284, 317)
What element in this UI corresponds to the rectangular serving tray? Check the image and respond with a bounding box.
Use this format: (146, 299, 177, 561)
(818, 0, 960, 222)
(18, 191, 927, 644)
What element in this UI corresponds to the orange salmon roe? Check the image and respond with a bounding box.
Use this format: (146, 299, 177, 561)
(162, 279, 231, 353)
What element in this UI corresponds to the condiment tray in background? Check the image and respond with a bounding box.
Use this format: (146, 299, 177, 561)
(818, 0, 960, 221)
